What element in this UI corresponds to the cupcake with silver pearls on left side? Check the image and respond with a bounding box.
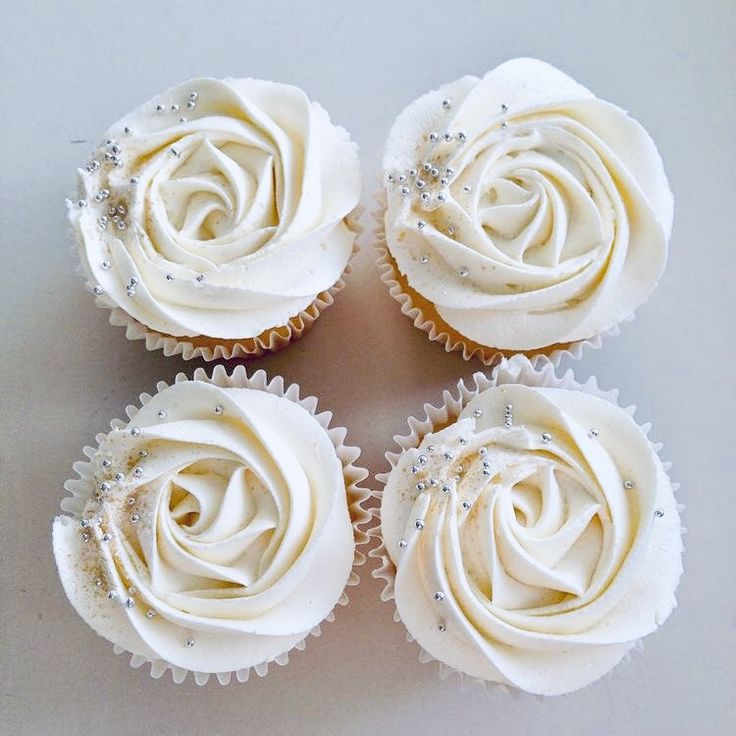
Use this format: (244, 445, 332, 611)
(52, 366, 370, 684)
(69, 77, 361, 360)
(377, 58, 673, 365)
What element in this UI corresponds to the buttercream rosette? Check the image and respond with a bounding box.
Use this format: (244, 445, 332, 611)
(378, 58, 672, 363)
(370, 356, 683, 695)
(52, 366, 370, 684)
(69, 77, 362, 360)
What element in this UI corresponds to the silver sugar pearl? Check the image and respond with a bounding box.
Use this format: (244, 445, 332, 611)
(436, 193, 446, 202)
(501, 121, 508, 129)
(654, 508, 665, 518)
(416, 179, 426, 189)
(195, 273, 205, 283)
(114, 472, 124, 482)
(420, 192, 430, 202)
(419, 255, 429, 264)
(423, 162, 432, 172)
(94, 578, 103, 588)
(410, 465, 420, 474)
(417, 219, 426, 228)
(624, 480, 635, 490)
(440, 177, 449, 187)
(417, 454, 428, 465)
(166, 273, 174, 281)
(400, 186, 410, 196)
(81, 532, 89, 543)
(130, 427, 141, 437)
(138, 449, 148, 457)
(456, 131, 467, 141)
(541, 432, 552, 444)
(107, 590, 118, 600)
(441, 484, 452, 494)
(130, 177, 140, 184)
(589, 428, 600, 438)
(99, 482, 111, 492)
(414, 519, 424, 530)
(132, 467, 143, 478)
(155, 104, 164, 112)
(101, 260, 111, 270)
(501, 103, 509, 112)
(185, 637, 196, 648)
(438, 623, 447, 632)
(124, 126, 132, 134)
(157, 409, 167, 419)
(472, 409, 483, 418)
(463, 185, 472, 193)
(398, 174, 406, 182)
(146, 609, 156, 618)
(442, 98, 452, 110)
(428, 132, 439, 142)
(387, 173, 396, 183)
(101, 533, 111, 542)
(170, 103, 179, 111)
(479, 447, 488, 456)
(408, 168, 418, 177)
(130, 513, 141, 523)
(458, 267, 469, 278)
(92, 285, 104, 297)
(462, 500, 471, 510)
(430, 167, 439, 178)
(126, 496, 136, 506)
(482, 469, 491, 477)
(186, 99, 196, 109)
(444, 451, 454, 461)
(442, 132, 453, 142)
(416, 482, 426, 492)
(434, 591, 445, 601)
(80, 519, 89, 528)
(214, 405, 224, 415)
(124, 597, 135, 609)
(398, 539, 408, 549)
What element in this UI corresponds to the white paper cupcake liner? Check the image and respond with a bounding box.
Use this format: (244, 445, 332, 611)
(372, 187, 632, 367)
(74, 208, 364, 361)
(60, 364, 372, 685)
(368, 354, 684, 692)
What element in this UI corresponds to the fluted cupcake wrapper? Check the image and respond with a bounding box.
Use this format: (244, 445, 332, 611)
(372, 185, 633, 366)
(60, 364, 372, 686)
(367, 354, 684, 692)
(74, 208, 364, 361)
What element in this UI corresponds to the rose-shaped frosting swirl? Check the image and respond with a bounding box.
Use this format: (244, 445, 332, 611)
(70, 77, 361, 339)
(53, 381, 354, 673)
(383, 58, 673, 350)
(382, 384, 682, 694)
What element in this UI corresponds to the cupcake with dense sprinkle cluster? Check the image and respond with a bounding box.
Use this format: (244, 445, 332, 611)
(69, 77, 361, 360)
(378, 58, 673, 364)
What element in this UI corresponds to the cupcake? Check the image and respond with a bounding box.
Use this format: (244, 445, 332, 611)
(52, 366, 369, 684)
(69, 77, 362, 360)
(378, 58, 673, 364)
(372, 356, 683, 695)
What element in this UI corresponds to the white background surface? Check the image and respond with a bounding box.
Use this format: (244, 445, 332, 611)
(2, 1, 734, 733)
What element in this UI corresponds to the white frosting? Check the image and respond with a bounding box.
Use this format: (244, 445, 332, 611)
(52, 382, 354, 673)
(383, 58, 673, 350)
(382, 385, 682, 695)
(70, 78, 361, 339)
